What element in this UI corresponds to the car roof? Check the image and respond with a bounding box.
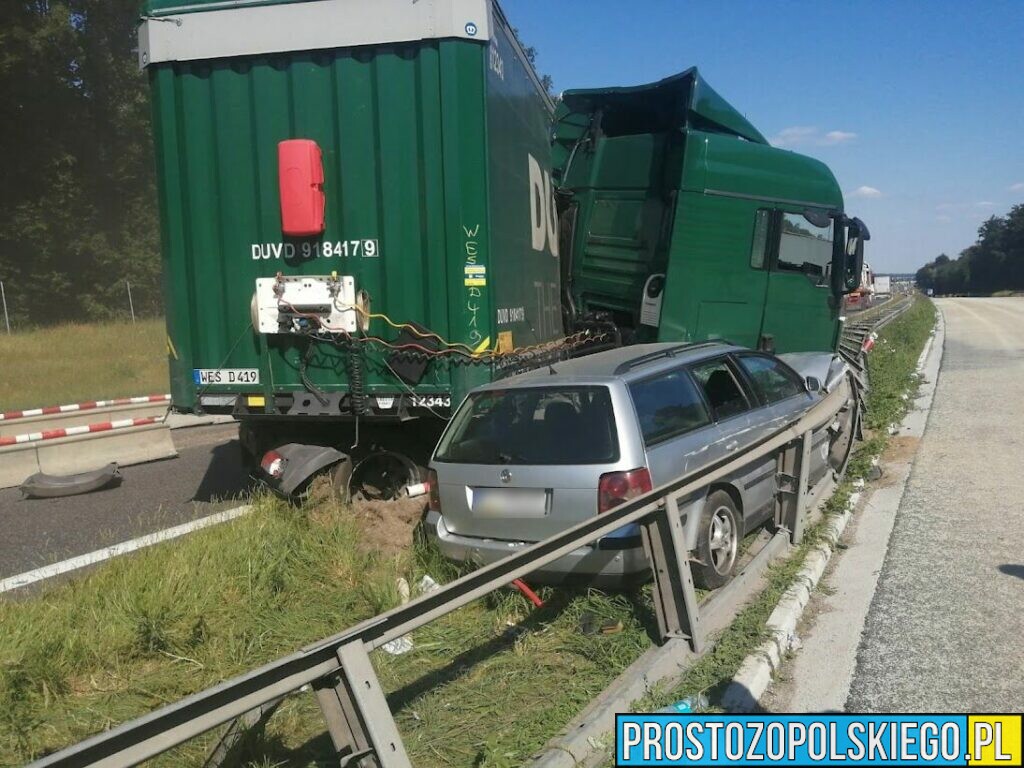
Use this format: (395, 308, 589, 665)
(480, 341, 744, 391)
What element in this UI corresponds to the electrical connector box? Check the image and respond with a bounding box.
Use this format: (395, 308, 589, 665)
(255, 275, 356, 334)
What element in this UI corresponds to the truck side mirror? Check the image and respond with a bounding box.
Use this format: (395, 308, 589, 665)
(834, 217, 869, 294)
(805, 376, 822, 393)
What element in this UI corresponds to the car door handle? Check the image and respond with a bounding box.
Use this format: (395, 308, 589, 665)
(724, 440, 739, 451)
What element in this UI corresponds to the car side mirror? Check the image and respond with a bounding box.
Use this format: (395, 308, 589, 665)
(805, 376, 822, 393)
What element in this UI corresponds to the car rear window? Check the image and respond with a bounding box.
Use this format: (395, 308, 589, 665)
(629, 368, 711, 445)
(435, 386, 619, 465)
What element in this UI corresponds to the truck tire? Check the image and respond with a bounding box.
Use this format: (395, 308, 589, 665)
(692, 490, 741, 590)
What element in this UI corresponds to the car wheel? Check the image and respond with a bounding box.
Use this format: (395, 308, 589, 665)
(692, 490, 740, 590)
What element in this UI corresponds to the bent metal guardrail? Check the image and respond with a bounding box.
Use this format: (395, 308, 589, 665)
(30, 383, 852, 768)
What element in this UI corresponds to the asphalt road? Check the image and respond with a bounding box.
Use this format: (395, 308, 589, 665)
(846, 297, 1024, 711)
(0, 423, 251, 582)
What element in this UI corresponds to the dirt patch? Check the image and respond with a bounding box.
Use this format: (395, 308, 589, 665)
(349, 496, 428, 555)
(873, 435, 921, 487)
(304, 475, 428, 555)
(883, 435, 920, 465)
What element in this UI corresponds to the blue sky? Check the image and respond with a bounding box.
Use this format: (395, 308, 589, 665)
(507, 0, 1024, 273)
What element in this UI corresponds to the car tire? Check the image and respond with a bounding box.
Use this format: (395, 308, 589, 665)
(692, 490, 741, 590)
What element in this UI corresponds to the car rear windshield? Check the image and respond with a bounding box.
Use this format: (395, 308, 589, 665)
(434, 386, 619, 465)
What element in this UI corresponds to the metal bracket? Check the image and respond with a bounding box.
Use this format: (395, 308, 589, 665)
(775, 472, 798, 495)
(291, 392, 346, 416)
(640, 499, 703, 653)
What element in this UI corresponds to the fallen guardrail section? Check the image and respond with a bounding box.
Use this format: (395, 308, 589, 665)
(0, 395, 176, 489)
(29, 379, 852, 768)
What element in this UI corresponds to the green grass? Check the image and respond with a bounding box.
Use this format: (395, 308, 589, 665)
(0, 299, 937, 766)
(0, 319, 166, 410)
(0, 490, 655, 766)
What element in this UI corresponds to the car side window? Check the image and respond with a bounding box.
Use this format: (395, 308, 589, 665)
(737, 355, 804, 405)
(689, 358, 751, 421)
(629, 368, 712, 446)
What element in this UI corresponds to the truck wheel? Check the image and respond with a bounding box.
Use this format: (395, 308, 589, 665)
(349, 450, 422, 501)
(692, 490, 740, 590)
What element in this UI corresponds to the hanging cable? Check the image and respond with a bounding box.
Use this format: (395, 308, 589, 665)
(299, 339, 330, 406)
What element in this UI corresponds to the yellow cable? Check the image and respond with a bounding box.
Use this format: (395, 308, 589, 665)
(331, 299, 606, 358)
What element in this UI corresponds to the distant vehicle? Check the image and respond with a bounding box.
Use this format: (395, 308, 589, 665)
(874, 275, 892, 296)
(426, 342, 852, 588)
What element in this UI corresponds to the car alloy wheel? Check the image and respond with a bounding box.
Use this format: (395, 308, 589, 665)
(708, 505, 738, 574)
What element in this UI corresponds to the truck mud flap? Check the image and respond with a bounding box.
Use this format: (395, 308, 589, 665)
(20, 462, 122, 499)
(260, 443, 351, 498)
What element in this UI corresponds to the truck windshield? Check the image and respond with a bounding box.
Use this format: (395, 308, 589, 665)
(435, 386, 619, 465)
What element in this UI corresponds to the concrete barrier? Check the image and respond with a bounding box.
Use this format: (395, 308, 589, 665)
(0, 419, 177, 490)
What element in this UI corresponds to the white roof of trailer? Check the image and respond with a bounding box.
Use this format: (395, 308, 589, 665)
(139, 0, 494, 67)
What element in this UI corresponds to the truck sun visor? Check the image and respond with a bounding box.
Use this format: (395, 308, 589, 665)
(278, 139, 326, 237)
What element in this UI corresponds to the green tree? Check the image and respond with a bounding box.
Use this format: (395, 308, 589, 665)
(916, 205, 1024, 295)
(0, 1, 159, 327)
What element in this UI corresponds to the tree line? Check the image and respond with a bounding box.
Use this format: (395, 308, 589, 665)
(916, 204, 1024, 295)
(1, 1, 160, 327)
(0, 5, 558, 329)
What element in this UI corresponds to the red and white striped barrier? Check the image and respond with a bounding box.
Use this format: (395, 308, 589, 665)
(0, 416, 166, 447)
(0, 394, 170, 422)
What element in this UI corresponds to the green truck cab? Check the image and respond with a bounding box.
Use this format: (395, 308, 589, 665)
(553, 69, 867, 356)
(139, 2, 866, 495)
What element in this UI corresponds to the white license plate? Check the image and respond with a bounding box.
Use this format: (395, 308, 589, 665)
(193, 368, 260, 386)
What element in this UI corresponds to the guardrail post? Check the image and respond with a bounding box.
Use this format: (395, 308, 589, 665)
(640, 498, 703, 653)
(776, 432, 814, 546)
(314, 641, 412, 768)
(791, 431, 814, 545)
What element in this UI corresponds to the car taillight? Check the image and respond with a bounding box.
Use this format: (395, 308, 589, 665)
(427, 468, 441, 512)
(260, 449, 285, 479)
(598, 467, 653, 513)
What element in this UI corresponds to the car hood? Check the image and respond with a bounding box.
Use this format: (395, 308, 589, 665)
(778, 352, 849, 392)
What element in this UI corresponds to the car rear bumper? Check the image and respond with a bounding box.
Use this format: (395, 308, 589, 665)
(425, 511, 651, 587)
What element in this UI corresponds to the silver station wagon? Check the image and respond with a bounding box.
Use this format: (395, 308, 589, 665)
(426, 342, 849, 588)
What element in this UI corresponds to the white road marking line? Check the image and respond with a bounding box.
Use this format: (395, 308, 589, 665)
(0, 504, 253, 594)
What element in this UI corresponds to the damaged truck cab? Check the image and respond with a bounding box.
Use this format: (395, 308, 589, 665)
(553, 68, 867, 355)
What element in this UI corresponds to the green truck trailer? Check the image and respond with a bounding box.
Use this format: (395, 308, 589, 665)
(139, 0, 867, 496)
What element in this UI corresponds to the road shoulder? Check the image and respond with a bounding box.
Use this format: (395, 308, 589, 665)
(761, 308, 945, 712)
